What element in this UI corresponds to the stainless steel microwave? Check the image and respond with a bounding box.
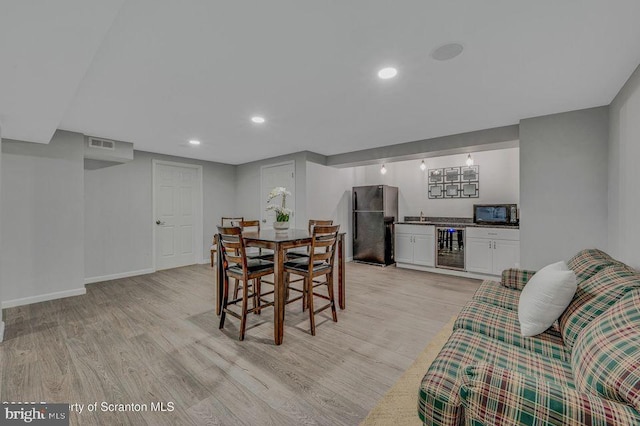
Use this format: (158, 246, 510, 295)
(473, 204, 518, 225)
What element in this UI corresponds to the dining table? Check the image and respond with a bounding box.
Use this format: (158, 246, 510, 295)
(215, 228, 346, 345)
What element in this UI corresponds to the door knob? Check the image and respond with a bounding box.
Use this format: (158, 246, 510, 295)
(262, 219, 266, 223)
(156, 220, 165, 225)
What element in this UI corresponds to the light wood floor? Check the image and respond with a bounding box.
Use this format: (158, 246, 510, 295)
(0, 263, 480, 425)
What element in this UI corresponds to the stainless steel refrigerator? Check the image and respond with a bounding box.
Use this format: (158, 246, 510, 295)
(353, 185, 398, 265)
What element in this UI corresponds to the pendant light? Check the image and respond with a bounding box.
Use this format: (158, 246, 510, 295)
(466, 154, 474, 166)
(420, 160, 426, 171)
(380, 164, 387, 175)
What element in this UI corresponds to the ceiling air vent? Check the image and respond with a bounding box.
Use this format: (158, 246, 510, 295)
(88, 137, 115, 150)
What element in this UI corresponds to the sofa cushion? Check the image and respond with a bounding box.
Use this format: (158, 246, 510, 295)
(567, 248, 617, 283)
(472, 280, 521, 310)
(455, 300, 570, 361)
(571, 290, 640, 411)
(518, 261, 577, 337)
(559, 265, 640, 349)
(418, 329, 574, 426)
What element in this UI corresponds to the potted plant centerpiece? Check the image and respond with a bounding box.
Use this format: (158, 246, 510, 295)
(266, 186, 293, 231)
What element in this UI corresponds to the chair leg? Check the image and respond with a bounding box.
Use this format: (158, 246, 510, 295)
(239, 279, 248, 341)
(327, 274, 338, 322)
(233, 278, 240, 299)
(254, 278, 262, 315)
(302, 277, 307, 312)
(210, 250, 214, 267)
(219, 274, 229, 329)
(284, 272, 290, 302)
(306, 277, 316, 336)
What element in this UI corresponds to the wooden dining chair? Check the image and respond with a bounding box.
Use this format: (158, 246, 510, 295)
(217, 226, 275, 341)
(286, 219, 334, 260)
(284, 224, 340, 336)
(239, 220, 275, 260)
(211, 217, 244, 266)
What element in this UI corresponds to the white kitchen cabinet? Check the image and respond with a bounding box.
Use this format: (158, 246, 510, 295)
(396, 225, 435, 267)
(395, 233, 414, 264)
(466, 227, 520, 275)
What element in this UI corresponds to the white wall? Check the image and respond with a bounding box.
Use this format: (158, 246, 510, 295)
(0, 124, 4, 340)
(1, 130, 86, 306)
(608, 64, 640, 269)
(520, 107, 609, 270)
(306, 162, 355, 257)
(235, 152, 310, 227)
(84, 150, 236, 280)
(352, 148, 519, 220)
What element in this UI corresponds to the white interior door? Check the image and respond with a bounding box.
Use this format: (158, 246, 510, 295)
(261, 161, 295, 229)
(154, 161, 202, 270)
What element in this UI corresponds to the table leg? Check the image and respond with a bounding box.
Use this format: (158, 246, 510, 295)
(215, 234, 223, 315)
(273, 244, 285, 345)
(338, 234, 345, 310)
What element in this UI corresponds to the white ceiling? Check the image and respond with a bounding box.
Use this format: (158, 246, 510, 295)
(2, 1, 640, 164)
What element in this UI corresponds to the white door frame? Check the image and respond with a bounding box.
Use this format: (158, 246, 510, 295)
(260, 160, 296, 228)
(152, 159, 204, 271)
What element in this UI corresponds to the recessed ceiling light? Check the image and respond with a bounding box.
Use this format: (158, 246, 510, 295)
(251, 116, 266, 124)
(377, 67, 398, 79)
(188, 139, 201, 145)
(431, 43, 464, 61)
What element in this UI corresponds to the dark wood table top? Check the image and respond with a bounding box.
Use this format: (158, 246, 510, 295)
(242, 228, 313, 242)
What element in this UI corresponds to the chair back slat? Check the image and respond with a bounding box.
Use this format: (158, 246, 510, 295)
(305, 220, 334, 254)
(238, 220, 261, 233)
(308, 225, 340, 268)
(217, 226, 246, 269)
(308, 219, 333, 233)
(221, 217, 244, 227)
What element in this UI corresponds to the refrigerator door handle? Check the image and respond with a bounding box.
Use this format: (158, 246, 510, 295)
(353, 191, 357, 211)
(354, 213, 357, 240)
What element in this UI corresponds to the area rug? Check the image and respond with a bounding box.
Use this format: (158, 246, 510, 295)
(360, 316, 456, 426)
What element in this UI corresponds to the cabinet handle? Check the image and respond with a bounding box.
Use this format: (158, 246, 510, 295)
(489, 241, 491, 249)
(493, 241, 496, 249)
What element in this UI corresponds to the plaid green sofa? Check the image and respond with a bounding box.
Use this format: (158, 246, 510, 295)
(418, 249, 640, 425)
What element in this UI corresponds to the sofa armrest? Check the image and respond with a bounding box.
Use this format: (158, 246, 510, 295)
(460, 363, 640, 426)
(500, 268, 536, 290)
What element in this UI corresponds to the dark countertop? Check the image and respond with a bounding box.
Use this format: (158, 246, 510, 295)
(397, 216, 519, 229)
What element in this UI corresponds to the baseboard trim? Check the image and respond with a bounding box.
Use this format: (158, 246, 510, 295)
(395, 262, 499, 280)
(84, 268, 155, 285)
(2, 287, 87, 309)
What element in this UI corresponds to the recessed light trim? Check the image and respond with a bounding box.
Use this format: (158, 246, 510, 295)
(377, 67, 398, 79)
(251, 116, 266, 124)
(431, 43, 464, 61)
(188, 139, 201, 145)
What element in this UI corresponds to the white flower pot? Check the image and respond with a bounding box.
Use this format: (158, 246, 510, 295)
(273, 221, 290, 231)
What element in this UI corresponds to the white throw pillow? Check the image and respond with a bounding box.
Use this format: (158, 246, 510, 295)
(518, 261, 577, 337)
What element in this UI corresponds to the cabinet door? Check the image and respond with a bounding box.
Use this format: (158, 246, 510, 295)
(395, 234, 414, 263)
(492, 239, 520, 274)
(466, 237, 493, 274)
(413, 234, 435, 267)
